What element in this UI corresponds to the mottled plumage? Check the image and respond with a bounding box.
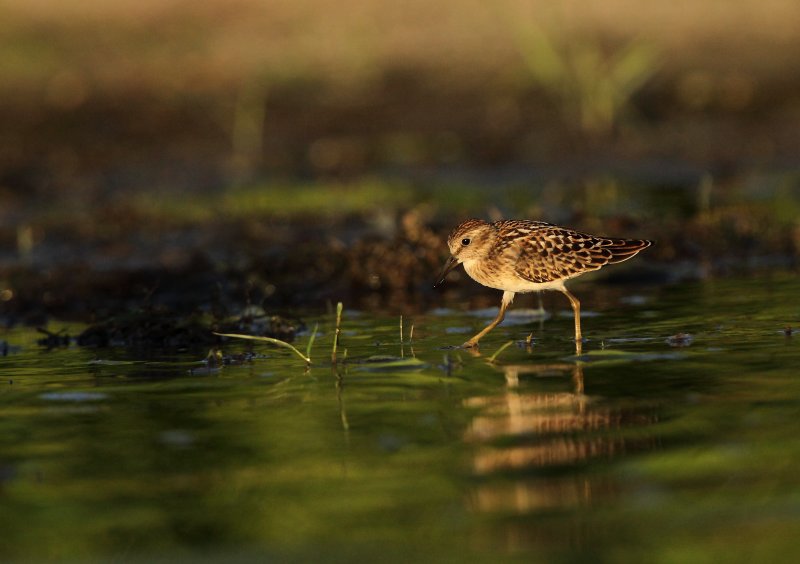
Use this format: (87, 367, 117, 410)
(436, 218, 653, 350)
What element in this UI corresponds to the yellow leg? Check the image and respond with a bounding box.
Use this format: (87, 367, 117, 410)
(559, 286, 583, 354)
(463, 291, 515, 348)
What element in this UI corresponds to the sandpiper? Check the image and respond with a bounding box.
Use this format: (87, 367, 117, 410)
(435, 219, 653, 351)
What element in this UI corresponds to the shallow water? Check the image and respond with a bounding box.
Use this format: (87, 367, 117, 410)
(2, 274, 800, 562)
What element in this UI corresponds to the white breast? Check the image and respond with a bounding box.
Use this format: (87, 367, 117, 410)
(462, 260, 566, 293)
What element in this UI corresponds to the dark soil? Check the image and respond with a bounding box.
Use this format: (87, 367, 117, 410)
(2, 194, 797, 350)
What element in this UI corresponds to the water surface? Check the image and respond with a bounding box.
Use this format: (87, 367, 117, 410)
(2, 275, 800, 562)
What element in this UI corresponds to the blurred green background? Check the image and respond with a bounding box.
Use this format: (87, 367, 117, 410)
(3, 0, 800, 189)
(1, 0, 800, 318)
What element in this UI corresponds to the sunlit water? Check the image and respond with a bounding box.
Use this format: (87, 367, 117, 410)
(2, 274, 800, 562)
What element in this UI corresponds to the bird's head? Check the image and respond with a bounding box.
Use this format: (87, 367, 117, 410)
(435, 219, 495, 286)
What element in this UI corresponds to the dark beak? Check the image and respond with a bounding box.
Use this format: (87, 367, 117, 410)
(434, 256, 460, 288)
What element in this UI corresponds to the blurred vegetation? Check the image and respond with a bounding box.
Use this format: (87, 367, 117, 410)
(511, 18, 659, 134)
(2, 0, 800, 188)
(1, 0, 800, 322)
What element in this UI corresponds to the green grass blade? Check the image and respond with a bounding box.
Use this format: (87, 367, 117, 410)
(213, 332, 311, 364)
(305, 323, 319, 361)
(332, 301, 343, 363)
(488, 340, 515, 363)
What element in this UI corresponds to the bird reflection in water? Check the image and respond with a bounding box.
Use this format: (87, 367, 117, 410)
(464, 361, 658, 517)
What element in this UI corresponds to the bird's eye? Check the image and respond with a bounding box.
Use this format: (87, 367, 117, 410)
(461, 238, 471, 246)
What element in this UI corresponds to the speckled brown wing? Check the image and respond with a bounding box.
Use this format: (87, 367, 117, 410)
(504, 223, 653, 284)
